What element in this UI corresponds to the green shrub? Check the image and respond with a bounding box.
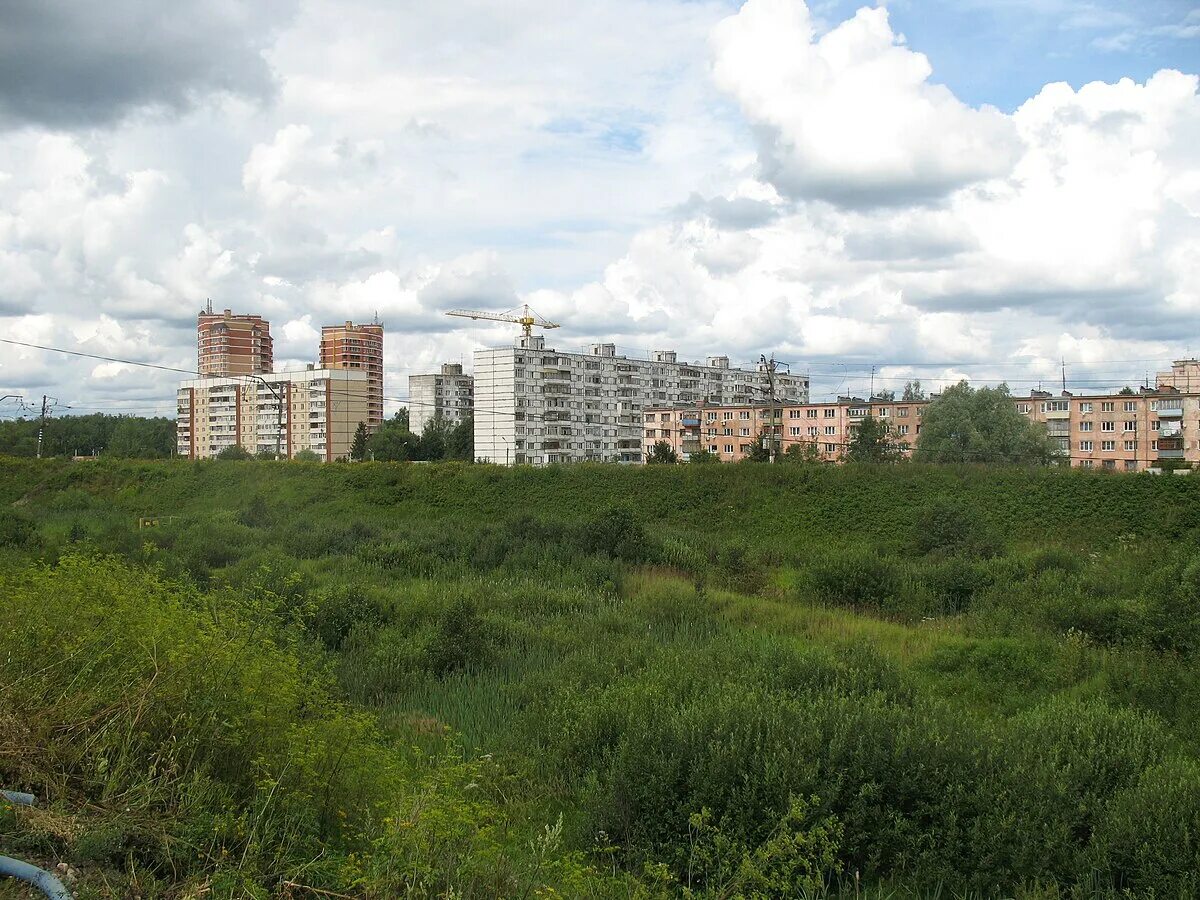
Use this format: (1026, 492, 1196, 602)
(912, 497, 999, 558)
(0, 509, 36, 547)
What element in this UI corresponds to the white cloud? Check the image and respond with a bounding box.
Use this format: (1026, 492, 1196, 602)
(710, 0, 1020, 205)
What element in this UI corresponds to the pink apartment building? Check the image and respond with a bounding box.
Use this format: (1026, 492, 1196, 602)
(644, 381, 1199, 471)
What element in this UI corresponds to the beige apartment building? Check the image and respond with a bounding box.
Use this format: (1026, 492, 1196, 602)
(645, 384, 1198, 471)
(177, 368, 369, 461)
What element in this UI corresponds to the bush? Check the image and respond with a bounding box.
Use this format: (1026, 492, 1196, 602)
(912, 498, 999, 558)
(310, 584, 387, 649)
(0, 509, 36, 547)
(577, 505, 650, 563)
(808, 550, 901, 612)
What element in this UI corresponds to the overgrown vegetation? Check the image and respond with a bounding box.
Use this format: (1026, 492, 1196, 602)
(3, 457, 1199, 898)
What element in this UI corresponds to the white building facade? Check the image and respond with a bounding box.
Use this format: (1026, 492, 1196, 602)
(177, 368, 369, 461)
(474, 336, 808, 465)
(408, 364, 475, 434)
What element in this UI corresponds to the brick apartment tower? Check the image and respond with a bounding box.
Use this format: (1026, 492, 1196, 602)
(319, 320, 384, 430)
(197, 305, 273, 376)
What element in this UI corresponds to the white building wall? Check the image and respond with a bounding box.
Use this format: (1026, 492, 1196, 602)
(408, 366, 475, 434)
(473, 337, 808, 465)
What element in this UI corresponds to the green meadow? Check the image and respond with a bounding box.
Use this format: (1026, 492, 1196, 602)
(2, 458, 1199, 898)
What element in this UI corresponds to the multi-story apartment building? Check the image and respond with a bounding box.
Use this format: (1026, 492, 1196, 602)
(176, 368, 369, 461)
(474, 335, 808, 465)
(645, 396, 924, 463)
(197, 306, 272, 376)
(408, 364, 474, 434)
(320, 321, 385, 430)
(1156, 358, 1200, 392)
(645, 385, 1200, 472)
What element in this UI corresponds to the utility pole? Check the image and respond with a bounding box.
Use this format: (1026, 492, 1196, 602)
(761, 354, 778, 463)
(36, 395, 48, 459)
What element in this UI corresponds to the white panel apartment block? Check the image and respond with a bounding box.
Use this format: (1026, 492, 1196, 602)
(408, 364, 475, 434)
(474, 337, 808, 465)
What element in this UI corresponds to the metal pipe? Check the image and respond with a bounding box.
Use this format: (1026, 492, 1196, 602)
(0, 791, 74, 900)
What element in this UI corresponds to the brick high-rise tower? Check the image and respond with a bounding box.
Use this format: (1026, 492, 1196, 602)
(197, 305, 273, 377)
(319, 320, 384, 429)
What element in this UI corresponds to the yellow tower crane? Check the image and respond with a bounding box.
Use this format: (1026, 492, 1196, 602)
(445, 304, 561, 338)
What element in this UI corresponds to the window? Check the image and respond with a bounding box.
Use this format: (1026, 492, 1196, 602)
(824, 426, 836, 435)
(739, 428, 750, 437)
(825, 443, 836, 453)
(723, 427, 732, 436)
(1124, 440, 1136, 451)
(1101, 401, 1114, 412)
(1152, 420, 1160, 431)
(1080, 440, 1093, 451)
(1016, 403, 1031, 414)
(898, 407, 909, 417)
(1123, 420, 1137, 432)
(789, 427, 800, 436)
(739, 410, 750, 420)
(789, 410, 800, 418)
(1080, 402, 1093, 413)
(807, 427, 818, 436)
(724, 444, 734, 455)
(1082, 459, 1093, 468)
(806, 409, 818, 418)
(1045, 400, 1069, 412)
(1102, 440, 1116, 451)
(1152, 440, 1159, 451)
(898, 424, 909, 435)
(1124, 401, 1138, 412)
(1125, 460, 1137, 471)
(1103, 460, 1116, 470)
(824, 408, 836, 418)
(1101, 421, 1115, 432)
(644, 413, 656, 422)
(1079, 421, 1093, 432)
(710, 444, 718, 453)
(723, 412, 733, 420)
(848, 407, 869, 417)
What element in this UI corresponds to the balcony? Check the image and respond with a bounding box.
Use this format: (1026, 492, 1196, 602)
(1160, 420, 1183, 438)
(1158, 401, 1184, 418)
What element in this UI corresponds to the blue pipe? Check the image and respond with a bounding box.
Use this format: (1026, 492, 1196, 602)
(0, 856, 73, 900)
(0, 790, 74, 900)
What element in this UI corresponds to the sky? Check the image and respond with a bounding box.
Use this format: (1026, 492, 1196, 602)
(0, 0, 1197, 418)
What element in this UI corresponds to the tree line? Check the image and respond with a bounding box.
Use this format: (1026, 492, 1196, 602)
(0, 413, 175, 458)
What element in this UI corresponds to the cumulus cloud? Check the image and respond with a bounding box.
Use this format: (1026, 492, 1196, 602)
(711, 0, 1021, 206)
(0, 0, 1196, 412)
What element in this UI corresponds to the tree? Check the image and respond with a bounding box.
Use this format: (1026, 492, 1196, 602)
(293, 449, 321, 462)
(914, 381, 1061, 465)
(846, 414, 904, 463)
(368, 413, 420, 462)
(742, 432, 772, 463)
(688, 448, 720, 464)
(873, 390, 895, 401)
(215, 444, 253, 460)
(647, 440, 678, 464)
(394, 407, 411, 431)
(350, 422, 369, 461)
(417, 418, 451, 461)
(446, 415, 474, 461)
(781, 441, 823, 464)
(902, 380, 926, 401)
(1118, 386, 1136, 395)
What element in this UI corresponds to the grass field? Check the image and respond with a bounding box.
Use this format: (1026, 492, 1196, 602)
(2, 458, 1199, 898)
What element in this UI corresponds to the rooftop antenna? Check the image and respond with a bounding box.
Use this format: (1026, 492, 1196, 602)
(206, 297, 213, 315)
(1061, 358, 1067, 393)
